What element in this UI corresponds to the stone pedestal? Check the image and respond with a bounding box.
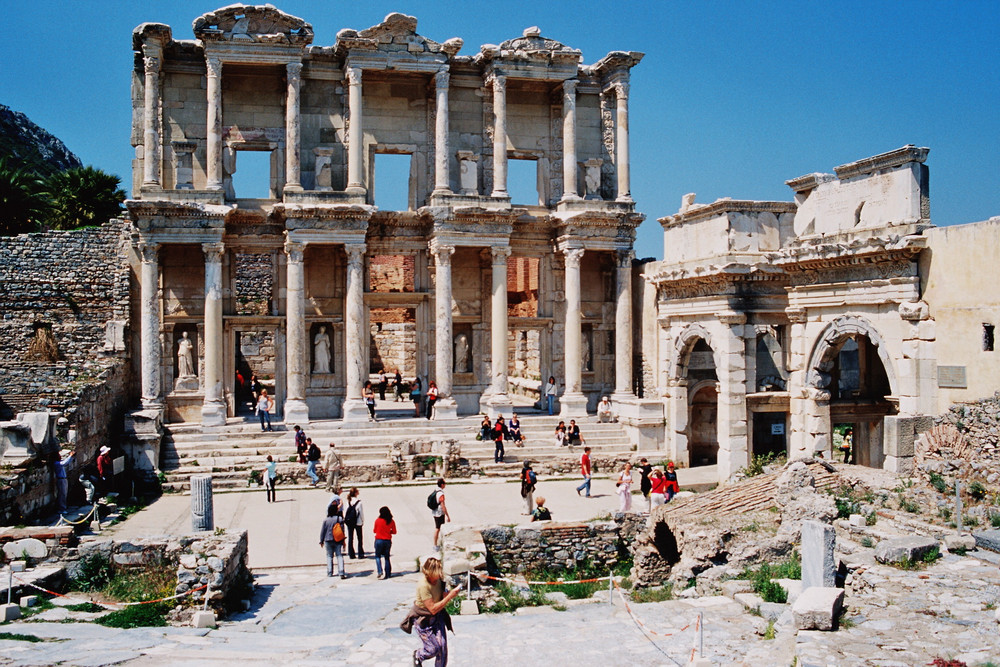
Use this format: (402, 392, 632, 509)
(800, 520, 836, 589)
(432, 397, 459, 420)
(190, 474, 215, 532)
(192, 610, 217, 628)
(0, 421, 31, 460)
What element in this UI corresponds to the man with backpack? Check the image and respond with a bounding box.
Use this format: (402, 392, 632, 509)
(306, 439, 321, 487)
(519, 462, 537, 515)
(428, 478, 450, 550)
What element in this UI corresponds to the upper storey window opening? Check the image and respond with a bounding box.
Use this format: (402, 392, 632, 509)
(507, 158, 540, 207)
(229, 149, 274, 200)
(373, 153, 412, 211)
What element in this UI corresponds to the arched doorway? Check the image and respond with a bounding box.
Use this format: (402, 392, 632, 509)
(689, 382, 719, 466)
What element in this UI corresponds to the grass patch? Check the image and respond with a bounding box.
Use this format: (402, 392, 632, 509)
(893, 546, 941, 570)
(763, 618, 776, 640)
(860, 536, 874, 548)
(837, 607, 855, 629)
(0, 632, 44, 642)
(968, 481, 987, 501)
(96, 603, 169, 629)
(928, 472, 948, 494)
(64, 602, 107, 613)
(68, 553, 175, 628)
(15, 597, 56, 620)
(738, 451, 783, 478)
(445, 594, 465, 615)
(897, 494, 920, 514)
(630, 584, 674, 603)
(487, 582, 549, 613)
(735, 552, 800, 603)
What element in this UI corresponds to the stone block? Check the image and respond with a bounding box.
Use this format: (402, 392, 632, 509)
(734, 592, 763, 612)
(883, 456, 913, 474)
(973, 530, 1000, 553)
(443, 558, 470, 576)
(759, 602, 787, 621)
(944, 534, 976, 552)
(774, 578, 803, 604)
(0, 421, 32, 459)
(848, 514, 867, 528)
(1, 604, 21, 622)
(15, 411, 59, 455)
(192, 610, 216, 628)
(10, 560, 26, 572)
(792, 587, 844, 631)
(460, 599, 479, 615)
(19, 595, 38, 607)
(874, 536, 938, 564)
(2, 538, 47, 560)
(883, 416, 915, 457)
(720, 579, 753, 598)
(801, 520, 836, 589)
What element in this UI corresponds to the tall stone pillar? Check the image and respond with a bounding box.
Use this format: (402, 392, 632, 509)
(141, 53, 162, 189)
(561, 246, 588, 416)
(346, 67, 365, 194)
(201, 243, 226, 426)
(561, 79, 579, 200)
(284, 241, 310, 425)
(205, 57, 224, 192)
(490, 74, 508, 198)
(433, 68, 452, 196)
(342, 243, 370, 422)
(284, 62, 303, 193)
(430, 241, 458, 419)
(614, 81, 632, 202)
(139, 242, 163, 411)
(716, 313, 749, 481)
(613, 249, 635, 400)
(486, 246, 513, 417)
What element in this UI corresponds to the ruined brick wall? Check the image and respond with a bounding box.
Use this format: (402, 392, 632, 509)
(233, 253, 273, 315)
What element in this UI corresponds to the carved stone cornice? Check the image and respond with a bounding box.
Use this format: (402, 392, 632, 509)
(773, 234, 926, 273)
(334, 13, 461, 58)
(718, 311, 747, 326)
(193, 5, 314, 45)
(833, 144, 929, 181)
(785, 172, 836, 194)
(126, 200, 231, 229)
(785, 307, 807, 324)
(658, 200, 796, 228)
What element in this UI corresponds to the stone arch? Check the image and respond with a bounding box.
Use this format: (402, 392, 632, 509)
(806, 315, 898, 397)
(671, 323, 718, 382)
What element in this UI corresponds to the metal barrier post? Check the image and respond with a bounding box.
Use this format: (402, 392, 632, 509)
(203, 580, 211, 611)
(7, 567, 11, 605)
(698, 611, 704, 657)
(608, 575, 614, 605)
(467, 570, 471, 597)
(955, 480, 963, 533)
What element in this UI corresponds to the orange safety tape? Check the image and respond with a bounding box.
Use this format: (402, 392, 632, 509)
(612, 579, 691, 638)
(481, 573, 608, 586)
(12, 574, 208, 609)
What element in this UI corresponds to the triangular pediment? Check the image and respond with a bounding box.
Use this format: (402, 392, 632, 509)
(336, 13, 462, 57)
(193, 4, 313, 45)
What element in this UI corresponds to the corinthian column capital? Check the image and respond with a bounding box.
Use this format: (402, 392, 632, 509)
(284, 240, 305, 264)
(435, 67, 450, 89)
(429, 240, 456, 264)
(202, 242, 225, 262)
(563, 247, 585, 268)
(490, 73, 506, 94)
(143, 55, 161, 74)
(345, 243, 366, 267)
(614, 80, 630, 100)
(490, 245, 512, 264)
(562, 78, 577, 102)
(206, 56, 222, 79)
(615, 249, 635, 269)
(138, 242, 160, 264)
(286, 61, 303, 84)
(346, 66, 362, 87)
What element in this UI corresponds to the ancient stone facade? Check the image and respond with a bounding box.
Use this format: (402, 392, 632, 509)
(128, 5, 648, 429)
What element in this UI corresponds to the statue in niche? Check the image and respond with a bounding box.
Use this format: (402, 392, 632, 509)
(582, 336, 592, 372)
(313, 326, 331, 373)
(222, 145, 237, 200)
(177, 332, 196, 378)
(454, 333, 470, 373)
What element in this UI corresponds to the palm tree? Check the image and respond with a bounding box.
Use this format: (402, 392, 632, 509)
(44, 166, 126, 230)
(0, 156, 48, 235)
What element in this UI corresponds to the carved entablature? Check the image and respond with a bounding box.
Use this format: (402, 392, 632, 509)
(274, 204, 374, 232)
(659, 200, 796, 229)
(554, 211, 643, 247)
(772, 234, 926, 271)
(334, 13, 462, 60)
(133, 23, 173, 52)
(783, 259, 916, 288)
(126, 200, 231, 231)
(193, 5, 314, 45)
(833, 144, 929, 181)
(428, 208, 518, 244)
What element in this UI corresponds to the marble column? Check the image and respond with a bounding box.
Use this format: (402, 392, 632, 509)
(201, 243, 227, 426)
(284, 241, 310, 424)
(613, 249, 635, 400)
(614, 80, 632, 202)
(716, 313, 749, 481)
(487, 246, 513, 417)
(342, 243, 370, 422)
(139, 242, 163, 410)
(432, 68, 451, 196)
(141, 53, 162, 189)
(561, 246, 588, 416)
(430, 241, 458, 419)
(284, 62, 303, 193)
(346, 67, 365, 194)
(490, 74, 508, 198)
(205, 56, 224, 192)
(561, 79, 579, 200)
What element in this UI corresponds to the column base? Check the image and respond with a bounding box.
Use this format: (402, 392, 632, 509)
(431, 397, 458, 420)
(283, 183, 304, 194)
(341, 398, 370, 423)
(200, 401, 227, 427)
(559, 392, 589, 417)
(485, 394, 514, 420)
(283, 399, 310, 427)
(345, 185, 367, 197)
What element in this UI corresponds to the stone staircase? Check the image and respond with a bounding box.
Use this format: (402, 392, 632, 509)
(159, 410, 637, 492)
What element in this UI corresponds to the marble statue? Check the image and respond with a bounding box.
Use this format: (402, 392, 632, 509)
(313, 326, 331, 373)
(454, 333, 470, 373)
(582, 336, 592, 372)
(177, 331, 196, 377)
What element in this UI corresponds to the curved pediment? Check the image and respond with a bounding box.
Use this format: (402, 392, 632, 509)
(335, 13, 462, 57)
(193, 4, 313, 45)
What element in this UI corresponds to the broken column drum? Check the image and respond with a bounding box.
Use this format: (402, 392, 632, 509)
(190, 474, 215, 532)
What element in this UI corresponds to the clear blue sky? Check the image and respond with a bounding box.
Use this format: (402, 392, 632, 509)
(3, 1, 998, 259)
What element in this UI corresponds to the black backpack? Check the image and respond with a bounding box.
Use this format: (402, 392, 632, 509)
(427, 489, 439, 511)
(345, 500, 359, 526)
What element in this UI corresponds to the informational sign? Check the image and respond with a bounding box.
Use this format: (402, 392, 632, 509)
(771, 423, 785, 436)
(937, 366, 967, 389)
(112, 456, 125, 475)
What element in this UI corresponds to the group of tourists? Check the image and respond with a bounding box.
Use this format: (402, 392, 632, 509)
(361, 373, 441, 421)
(574, 448, 680, 513)
(478, 414, 525, 463)
(554, 419, 585, 447)
(319, 487, 397, 580)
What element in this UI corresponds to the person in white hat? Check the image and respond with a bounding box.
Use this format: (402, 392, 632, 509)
(97, 446, 113, 490)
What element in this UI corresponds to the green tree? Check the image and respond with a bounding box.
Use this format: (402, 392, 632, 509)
(44, 166, 125, 230)
(0, 156, 48, 235)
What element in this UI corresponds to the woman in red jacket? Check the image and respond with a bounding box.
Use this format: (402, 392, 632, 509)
(373, 506, 397, 579)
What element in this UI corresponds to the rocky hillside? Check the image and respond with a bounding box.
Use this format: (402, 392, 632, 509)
(0, 104, 82, 176)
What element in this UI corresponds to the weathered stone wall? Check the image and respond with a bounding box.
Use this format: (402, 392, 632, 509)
(233, 253, 273, 315)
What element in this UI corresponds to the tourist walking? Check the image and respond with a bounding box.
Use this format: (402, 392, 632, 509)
(545, 376, 558, 415)
(520, 461, 536, 515)
(393, 369, 403, 401)
(531, 496, 552, 521)
(97, 446, 113, 491)
(256, 388, 273, 431)
(402, 556, 459, 666)
(840, 428, 854, 464)
(664, 461, 680, 500)
(250, 373, 263, 405)
(294, 425, 307, 463)
(429, 478, 449, 549)
(426, 381, 438, 420)
(373, 505, 397, 579)
(492, 416, 507, 463)
(378, 369, 388, 401)
(306, 439, 321, 486)
(555, 420, 567, 447)
(568, 419, 584, 446)
(649, 467, 667, 508)
(576, 446, 592, 497)
(319, 500, 347, 578)
(324, 443, 343, 491)
(508, 414, 523, 446)
(364, 381, 377, 421)
(638, 457, 652, 513)
(345, 487, 366, 559)
(411, 377, 423, 417)
(617, 462, 633, 512)
(53, 447, 74, 513)
(264, 455, 277, 503)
